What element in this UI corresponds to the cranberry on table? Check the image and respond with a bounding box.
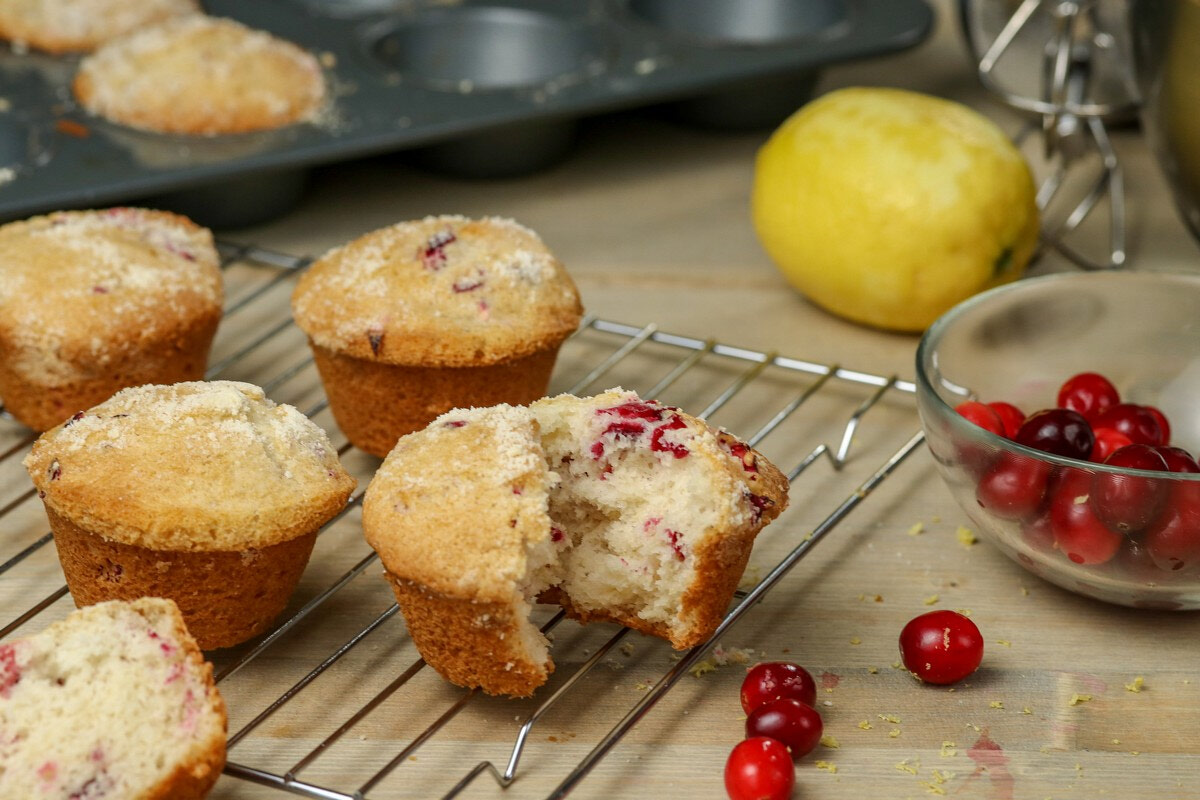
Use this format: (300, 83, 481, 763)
(1057, 372, 1120, 421)
(898, 610, 983, 685)
(955, 401, 1005, 436)
(1015, 408, 1095, 460)
(1157, 446, 1200, 474)
(1091, 404, 1165, 447)
(745, 698, 823, 760)
(975, 452, 1052, 521)
(1092, 444, 1170, 536)
(740, 662, 816, 715)
(725, 737, 795, 800)
(987, 401, 1026, 438)
(1048, 469, 1123, 565)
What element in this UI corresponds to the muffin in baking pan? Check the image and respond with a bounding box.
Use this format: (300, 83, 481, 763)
(24, 380, 356, 649)
(291, 214, 584, 458)
(73, 15, 327, 136)
(0, 0, 199, 54)
(0, 207, 222, 432)
(0, 597, 226, 799)
(362, 388, 789, 697)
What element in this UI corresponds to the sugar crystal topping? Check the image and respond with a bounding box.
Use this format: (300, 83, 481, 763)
(76, 15, 326, 134)
(0, 209, 221, 382)
(292, 215, 581, 357)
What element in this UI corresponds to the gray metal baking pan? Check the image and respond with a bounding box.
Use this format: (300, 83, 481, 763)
(0, 0, 933, 228)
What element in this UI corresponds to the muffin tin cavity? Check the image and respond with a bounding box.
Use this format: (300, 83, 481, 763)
(370, 5, 609, 91)
(0, 0, 932, 227)
(627, 0, 848, 45)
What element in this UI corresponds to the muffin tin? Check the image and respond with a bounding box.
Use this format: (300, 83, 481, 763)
(0, 0, 932, 228)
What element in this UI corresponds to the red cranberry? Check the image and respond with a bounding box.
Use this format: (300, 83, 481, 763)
(367, 328, 384, 356)
(1144, 482, 1200, 572)
(955, 401, 1004, 436)
(724, 738, 794, 800)
(602, 420, 646, 440)
(1057, 372, 1120, 421)
(1092, 444, 1170, 536)
(664, 528, 685, 561)
(1091, 404, 1165, 447)
(726, 441, 759, 472)
(975, 452, 1052, 521)
(420, 230, 456, 270)
(1092, 428, 1133, 462)
(987, 401, 1026, 438)
(0, 644, 20, 698)
(740, 662, 816, 714)
(451, 278, 484, 293)
(745, 491, 775, 524)
(649, 415, 689, 458)
(1015, 409, 1094, 460)
(745, 698, 823, 760)
(1144, 406, 1171, 445)
(1157, 446, 1200, 474)
(898, 610, 983, 685)
(1021, 511, 1056, 551)
(1048, 470, 1122, 564)
(1115, 538, 1164, 581)
(597, 401, 665, 422)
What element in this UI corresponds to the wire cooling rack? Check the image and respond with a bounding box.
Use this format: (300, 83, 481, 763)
(0, 243, 926, 799)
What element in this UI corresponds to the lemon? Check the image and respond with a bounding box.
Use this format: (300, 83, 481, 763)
(752, 87, 1039, 332)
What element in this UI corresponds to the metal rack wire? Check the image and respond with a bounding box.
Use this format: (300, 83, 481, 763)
(0, 243, 926, 799)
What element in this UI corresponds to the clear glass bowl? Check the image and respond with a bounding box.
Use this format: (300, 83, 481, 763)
(916, 271, 1200, 609)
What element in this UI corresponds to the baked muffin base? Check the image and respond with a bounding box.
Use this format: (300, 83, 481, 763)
(48, 508, 317, 650)
(0, 311, 219, 432)
(311, 342, 562, 458)
(537, 518, 757, 650)
(384, 573, 552, 697)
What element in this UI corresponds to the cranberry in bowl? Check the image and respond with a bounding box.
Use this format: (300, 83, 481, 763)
(915, 271, 1200, 609)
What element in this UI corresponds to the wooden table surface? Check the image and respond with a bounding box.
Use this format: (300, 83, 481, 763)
(5, 1, 1200, 798)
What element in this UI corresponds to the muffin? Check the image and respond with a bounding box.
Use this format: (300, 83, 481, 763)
(73, 15, 327, 136)
(292, 215, 584, 458)
(0, 0, 199, 54)
(24, 381, 356, 649)
(0, 207, 222, 432)
(0, 598, 226, 799)
(362, 388, 789, 696)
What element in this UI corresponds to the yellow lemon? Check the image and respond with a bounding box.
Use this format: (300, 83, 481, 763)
(752, 87, 1039, 332)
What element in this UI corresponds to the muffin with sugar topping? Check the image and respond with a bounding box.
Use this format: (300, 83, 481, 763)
(0, 0, 199, 54)
(0, 598, 225, 799)
(292, 215, 584, 458)
(0, 207, 222, 432)
(24, 380, 356, 649)
(362, 388, 788, 696)
(73, 15, 326, 136)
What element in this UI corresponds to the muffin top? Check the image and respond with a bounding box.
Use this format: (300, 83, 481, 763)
(0, 0, 198, 53)
(0, 208, 222, 386)
(291, 216, 584, 367)
(24, 381, 356, 551)
(73, 15, 326, 135)
(363, 403, 553, 603)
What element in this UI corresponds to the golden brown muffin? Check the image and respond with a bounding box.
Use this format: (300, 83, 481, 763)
(362, 389, 788, 696)
(73, 15, 326, 135)
(0, 598, 226, 799)
(0, 207, 222, 432)
(0, 0, 199, 54)
(292, 215, 584, 457)
(24, 381, 356, 649)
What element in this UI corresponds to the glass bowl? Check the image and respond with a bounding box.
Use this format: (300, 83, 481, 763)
(915, 271, 1200, 609)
